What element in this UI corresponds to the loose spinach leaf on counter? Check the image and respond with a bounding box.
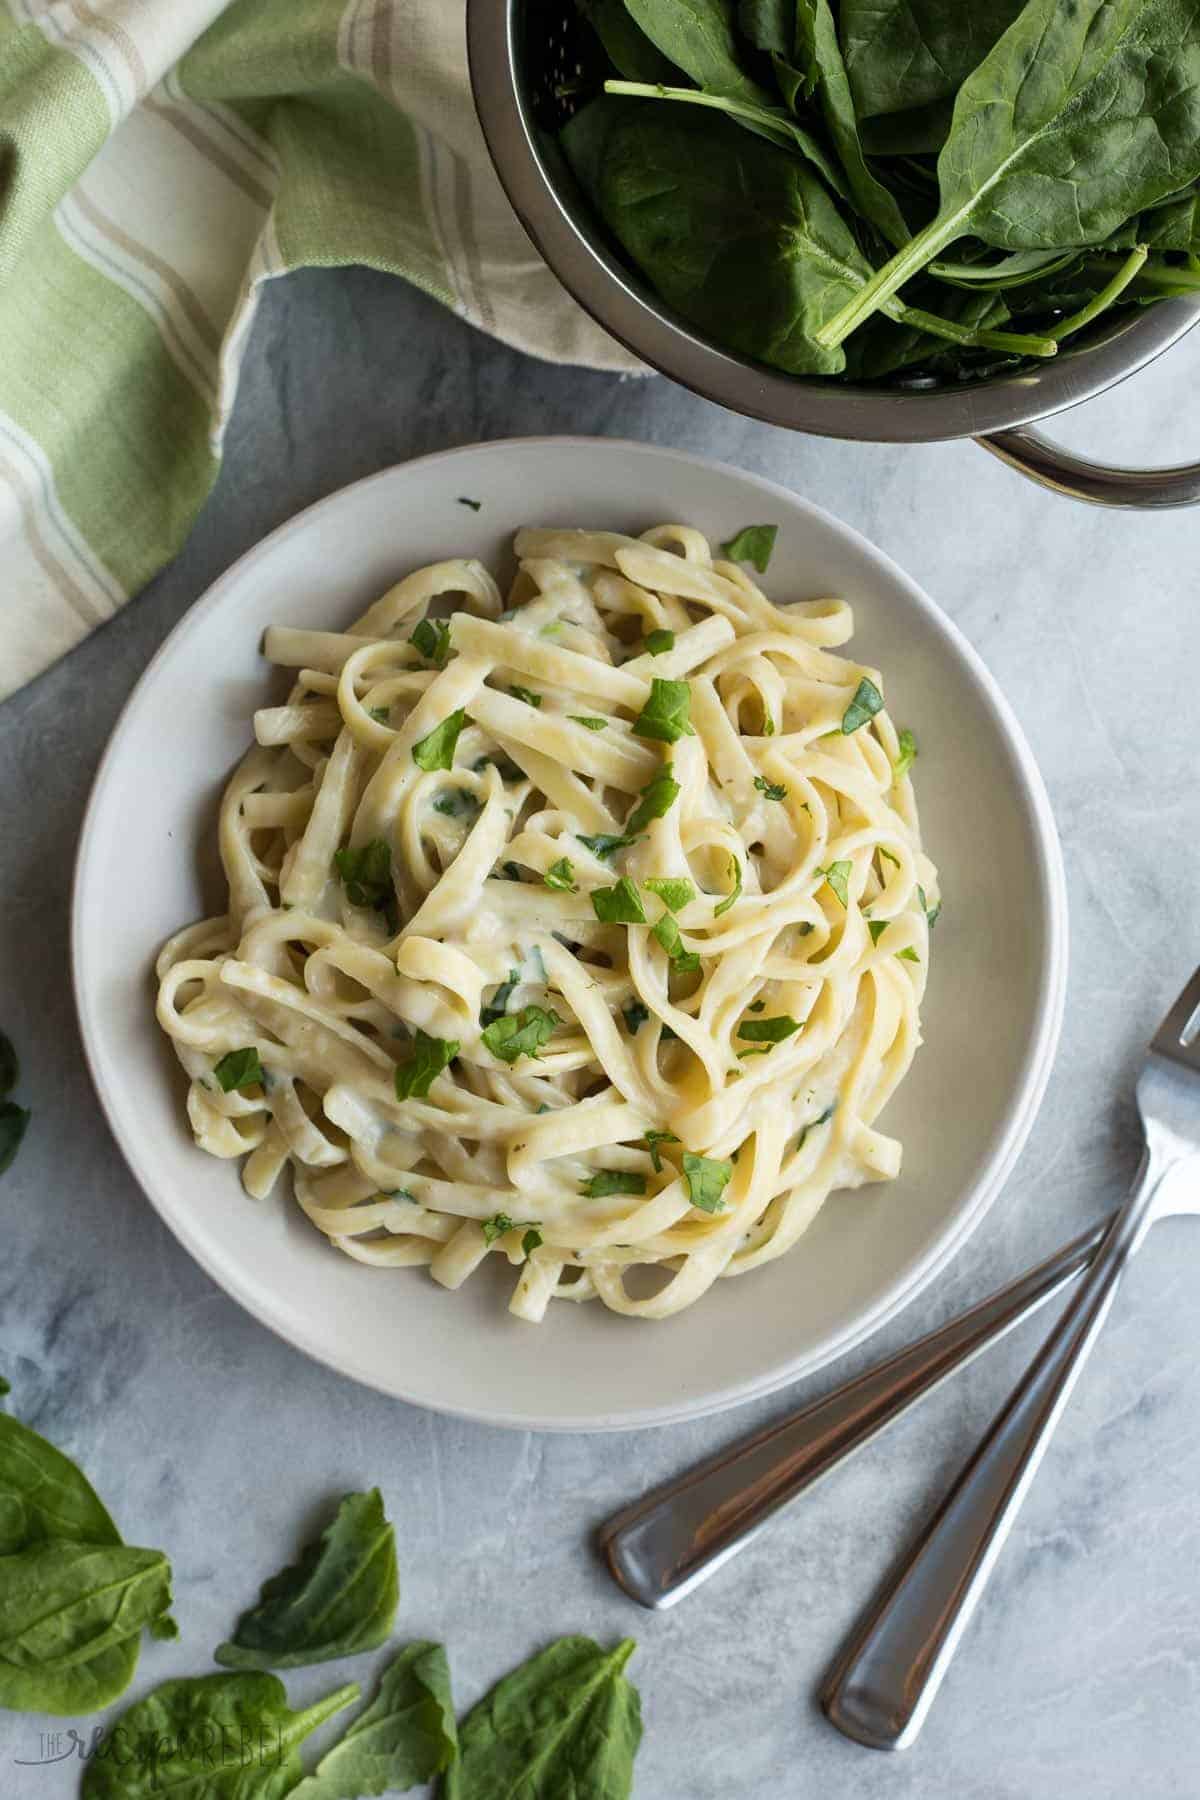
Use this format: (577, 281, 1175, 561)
(82, 1673, 359, 1800)
(291, 1642, 457, 1800)
(444, 1635, 642, 1800)
(0, 1542, 174, 1715)
(215, 1489, 398, 1670)
(0, 1412, 121, 1555)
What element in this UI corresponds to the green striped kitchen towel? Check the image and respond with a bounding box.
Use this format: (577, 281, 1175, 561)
(0, 0, 639, 702)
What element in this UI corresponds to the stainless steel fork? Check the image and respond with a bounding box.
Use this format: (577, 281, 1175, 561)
(821, 965, 1200, 1749)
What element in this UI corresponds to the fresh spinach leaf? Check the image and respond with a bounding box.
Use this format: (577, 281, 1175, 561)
(652, 913, 701, 972)
(795, 0, 910, 247)
(444, 1635, 642, 1800)
(738, 0, 791, 55)
(841, 0, 1026, 124)
(508, 684, 542, 708)
(623, 0, 769, 103)
(0, 1413, 121, 1556)
(544, 857, 579, 892)
(819, 0, 1200, 347)
(581, 0, 676, 80)
(291, 1642, 457, 1800)
(0, 1542, 174, 1715)
(215, 1489, 398, 1670)
(82, 1673, 358, 1800)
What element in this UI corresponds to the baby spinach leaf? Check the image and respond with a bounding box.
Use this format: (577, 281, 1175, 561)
(0, 1542, 174, 1715)
(820, 0, 1200, 346)
(562, 101, 865, 376)
(444, 1635, 642, 1800)
(215, 1490, 398, 1670)
(82, 1672, 358, 1800)
(604, 79, 852, 194)
(795, 0, 910, 247)
(841, 0, 1026, 124)
(0, 1413, 121, 1556)
(738, 0, 791, 55)
(291, 1642, 457, 1799)
(623, 0, 769, 103)
(581, 0, 676, 80)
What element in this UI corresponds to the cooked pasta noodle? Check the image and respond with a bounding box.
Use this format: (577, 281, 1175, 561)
(156, 523, 938, 1322)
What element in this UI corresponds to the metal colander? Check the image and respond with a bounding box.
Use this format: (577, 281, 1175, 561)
(469, 0, 1200, 506)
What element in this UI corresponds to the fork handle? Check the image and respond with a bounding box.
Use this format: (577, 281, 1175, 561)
(821, 1150, 1160, 1750)
(599, 1217, 1109, 1609)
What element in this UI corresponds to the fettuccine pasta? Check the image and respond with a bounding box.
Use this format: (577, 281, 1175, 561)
(156, 523, 938, 1322)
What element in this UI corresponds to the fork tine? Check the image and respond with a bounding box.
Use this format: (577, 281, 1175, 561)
(1151, 964, 1200, 1069)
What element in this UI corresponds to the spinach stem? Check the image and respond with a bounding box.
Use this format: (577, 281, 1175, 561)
(1053, 245, 1148, 340)
(884, 299, 1057, 359)
(815, 209, 968, 346)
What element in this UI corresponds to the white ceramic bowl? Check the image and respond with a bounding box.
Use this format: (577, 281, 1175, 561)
(73, 438, 1067, 1431)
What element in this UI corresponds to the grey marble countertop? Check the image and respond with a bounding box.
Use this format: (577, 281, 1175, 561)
(3, 271, 1199, 1799)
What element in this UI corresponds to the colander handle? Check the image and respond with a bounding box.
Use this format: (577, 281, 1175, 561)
(977, 424, 1200, 507)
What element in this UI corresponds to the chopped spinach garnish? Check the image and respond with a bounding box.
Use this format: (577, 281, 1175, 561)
(623, 999, 650, 1034)
(333, 837, 393, 911)
(842, 677, 884, 734)
(868, 918, 889, 945)
(482, 1212, 516, 1245)
(412, 709, 466, 772)
(577, 831, 638, 860)
(817, 859, 852, 908)
(642, 1129, 680, 1172)
(893, 729, 917, 780)
(644, 628, 675, 656)
(481, 1005, 560, 1063)
(368, 705, 391, 725)
(754, 775, 787, 802)
(738, 1015, 800, 1044)
(626, 765, 680, 834)
(652, 913, 700, 972)
(544, 856, 578, 892)
(682, 1152, 733, 1213)
(797, 1103, 836, 1151)
(570, 714, 608, 730)
(713, 853, 743, 918)
(508, 684, 542, 708)
(581, 1170, 647, 1199)
(433, 789, 480, 821)
(457, 496, 482, 511)
(879, 847, 901, 869)
(394, 1031, 459, 1099)
(522, 1227, 544, 1257)
(480, 968, 520, 1027)
(896, 946, 921, 964)
(410, 617, 452, 668)
(645, 876, 695, 912)
(748, 1000, 765, 1012)
(592, 877, 647, 925)
(214, 1047, 264, 1093)
(719, 524, 777, 572)
(918, 883, 942, 928)
(631, 678, 695, 744)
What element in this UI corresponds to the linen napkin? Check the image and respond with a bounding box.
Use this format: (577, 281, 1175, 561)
(0, 0, 639, 703)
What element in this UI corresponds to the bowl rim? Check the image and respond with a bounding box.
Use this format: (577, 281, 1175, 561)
(72, 436, 1070, 1430)
(467, 0, 1200, 445)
